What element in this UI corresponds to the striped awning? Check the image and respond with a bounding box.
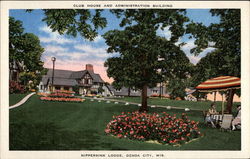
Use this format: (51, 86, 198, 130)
(196, 76, 241, 92)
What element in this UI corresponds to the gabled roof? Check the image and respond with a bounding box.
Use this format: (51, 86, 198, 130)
(42, 68, 105, 86)
(45, 69, 74, 78)
(70, 70, 87, 79)
(49, 77, 78, 86)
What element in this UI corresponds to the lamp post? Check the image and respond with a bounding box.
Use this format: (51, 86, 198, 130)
(158, 57, 165, 99)
(51, 57, 56, 92)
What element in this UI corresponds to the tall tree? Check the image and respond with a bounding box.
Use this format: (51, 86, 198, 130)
(28, 9, 107, 41)
(187, 9, 240, 113)
(36, 9, 192, 111)
(9, 17, 45, 89)
(104, 9, 191, 112)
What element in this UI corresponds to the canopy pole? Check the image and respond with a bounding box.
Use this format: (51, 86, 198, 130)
(214, 91, 217, 102)
(222, 93, 224, 116)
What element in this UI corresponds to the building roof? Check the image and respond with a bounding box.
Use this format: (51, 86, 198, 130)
(50, 77, 78, 86)
(42, 68, 105, 86)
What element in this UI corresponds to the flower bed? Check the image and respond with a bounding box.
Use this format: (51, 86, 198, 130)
(150, 94, 170, 98)
(54, 90, 75, 94)
(40, 97, 84, 102)
(49, 93, 74, 98)
(105, 112, 202, 145)
(39, 90, 84, 102)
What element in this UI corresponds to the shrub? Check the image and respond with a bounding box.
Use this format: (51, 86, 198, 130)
(105, 112, 202, 145)
(9, 80, 26, 94)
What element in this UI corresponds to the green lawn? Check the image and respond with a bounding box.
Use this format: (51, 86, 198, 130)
(108, 96, 240, 113)
(9, 95, 241, 150)
(9, 93, 30, 106)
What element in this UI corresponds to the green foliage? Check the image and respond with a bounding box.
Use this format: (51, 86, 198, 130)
(98, 86, 104, 94)
(72, 85, 80, 95)
(9, 95, 241, 150)
(41, 9, 107, 41)
(19, 71, 37, 90)
(9, 17, 46, 89)
(103, 10, 192, 110)
(187, 9, 240, 82)
(167, 78, 187, 100)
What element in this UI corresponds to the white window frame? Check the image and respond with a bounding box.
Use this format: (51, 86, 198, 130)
(152, 90, 158, 94)
(115, 89, 121, 92)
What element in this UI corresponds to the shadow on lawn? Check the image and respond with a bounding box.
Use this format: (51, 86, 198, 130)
(9, 122, 118, 150)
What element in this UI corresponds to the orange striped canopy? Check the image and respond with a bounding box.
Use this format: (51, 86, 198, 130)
(196, 76, 241, 92)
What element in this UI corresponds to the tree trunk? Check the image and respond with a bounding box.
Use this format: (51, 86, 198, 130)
(226, 89, 235, 114)
(128, 87, 131, 97)
(139, 84, 148, 112)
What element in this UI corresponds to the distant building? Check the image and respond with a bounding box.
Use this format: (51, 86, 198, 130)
(39, 64, 110, 95)
(107, 85, 170, 97)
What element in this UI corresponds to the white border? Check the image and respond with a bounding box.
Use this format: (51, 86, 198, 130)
(1, 1, 250, 159)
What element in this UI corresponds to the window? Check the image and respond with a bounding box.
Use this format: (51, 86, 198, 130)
(88, 79, 92, 84)
(132, 89, 138, 93)
(152, 90, 158, 94)
(85, 74, 90, 78)
(55, 86, 60, 90)
(115, 89, 121, 92)
(64, 86, 69, 90)
(84, 79, 88, 84)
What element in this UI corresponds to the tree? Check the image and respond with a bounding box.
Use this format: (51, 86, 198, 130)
(27, 9, 107, 41)
(104, 9, 191, 112)
(98, 86, 104, 94)
(187, 9, 240, 113)
(37, 9, 192, 112)
(9, 17, 45, 90)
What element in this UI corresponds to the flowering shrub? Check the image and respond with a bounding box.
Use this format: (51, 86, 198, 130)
(150, 94, 159, 97)
(49, 93, 74, 98)
(105, 112, 202, 145)
(150, 94, 170, 98)
(85, 94, 96, 97)
(40, 97, 84, 102)
(9, 80, 26, 94)
(54, 90, 75, 94)
(39, 90, 84, 102)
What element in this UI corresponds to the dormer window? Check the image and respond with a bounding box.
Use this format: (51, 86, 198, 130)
(82, 73, 92, 85)
(132, 89, 138, 93)
(152, 90, 158, 94)
(115, 89, 121, 92)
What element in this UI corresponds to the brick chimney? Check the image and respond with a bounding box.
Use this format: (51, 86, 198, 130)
(86, 64, 94, 72)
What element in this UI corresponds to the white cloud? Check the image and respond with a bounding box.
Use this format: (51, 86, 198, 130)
(44, 45, 68, 53)
(180, 39, 196, 52)
(157, 26, 172, 40)
(187, 55, 201, 65)
(178, 39, 216, 65)
(74, 44, 110, 59)
(39, 26, 76, 44)
(93, 35, 104, 43)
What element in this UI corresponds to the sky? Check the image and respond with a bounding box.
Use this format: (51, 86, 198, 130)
(9, 9, 220, 83)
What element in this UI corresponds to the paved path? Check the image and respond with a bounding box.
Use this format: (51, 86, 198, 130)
(9, 92, 36, 109)
(81, 96, 202, 111)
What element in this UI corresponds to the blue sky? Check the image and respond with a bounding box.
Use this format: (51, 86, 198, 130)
(9, 9, 220, 82)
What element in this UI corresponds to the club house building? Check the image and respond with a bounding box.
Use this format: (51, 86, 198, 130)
(39, 64, 106, 95)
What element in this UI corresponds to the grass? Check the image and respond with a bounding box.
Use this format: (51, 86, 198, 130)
(9, 95, 241, 150)
(9, 92, 30, 106)
(108, 96, 240, 113)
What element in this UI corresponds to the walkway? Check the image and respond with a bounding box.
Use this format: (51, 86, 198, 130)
(9, 92, 36, 109)
(82, 96, 202, 111)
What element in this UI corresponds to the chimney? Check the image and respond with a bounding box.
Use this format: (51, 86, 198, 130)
(86, 64, 94, 72)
